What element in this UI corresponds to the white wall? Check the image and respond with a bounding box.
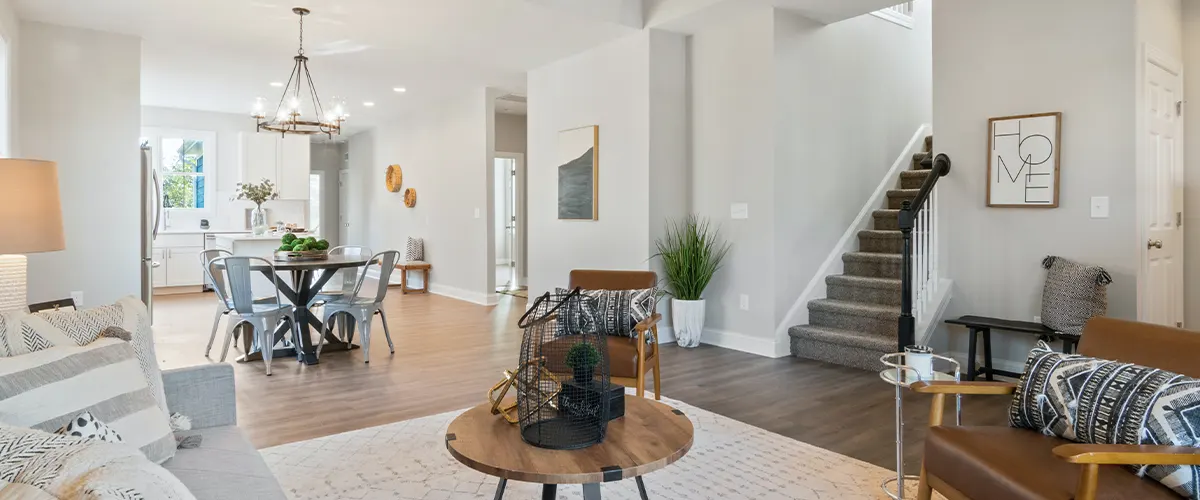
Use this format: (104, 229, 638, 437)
(20, 22, 142, 306)
(930, 0, 1138, 366)
(345, 89, 494, 303)
(772, 2, 932, 326)
(527, 30, 688, 305)
(0, 0, 17, 157)
(309, 142, 345, 245)
(495, 113, 528, 154)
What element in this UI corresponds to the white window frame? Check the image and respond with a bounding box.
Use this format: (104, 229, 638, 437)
(871, 2, 914, 29)
(141, 127, 217, 213)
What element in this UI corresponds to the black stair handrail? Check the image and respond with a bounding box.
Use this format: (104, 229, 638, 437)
(897, 153, 951, 351)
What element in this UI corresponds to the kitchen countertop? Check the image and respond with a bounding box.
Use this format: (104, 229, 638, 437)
(158, 229, 252, 235)
(214, 233, 321, 242)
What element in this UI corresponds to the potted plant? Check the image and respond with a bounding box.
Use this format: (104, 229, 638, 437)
(564, 342, 601, 385)
(232, 179, 279, 235)
(654, 215, 731, 348)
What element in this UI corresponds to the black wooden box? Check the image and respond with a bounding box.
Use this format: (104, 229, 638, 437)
(559, 381, 625, 422)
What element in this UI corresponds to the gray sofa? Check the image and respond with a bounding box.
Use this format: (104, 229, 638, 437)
(160, 364, 287, 500)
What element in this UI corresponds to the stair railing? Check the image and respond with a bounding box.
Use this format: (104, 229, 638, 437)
(897, 153, 951, 350)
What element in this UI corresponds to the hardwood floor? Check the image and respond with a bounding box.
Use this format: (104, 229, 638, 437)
(152, 290, 1010, 470)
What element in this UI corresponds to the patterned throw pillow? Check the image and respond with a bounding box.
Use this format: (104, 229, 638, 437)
(56, 412, 124, 444)
(0, 338, 177, 464)
(0, 297, 168, 420)
(1040, 256, 1111, 337)
(405, 237, 424, 262)
(1010, 342, 1200, 498)
(556, 287, 657, 343)
(551, 289, 601, 338)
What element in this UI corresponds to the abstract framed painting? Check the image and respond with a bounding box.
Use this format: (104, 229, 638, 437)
(987, 112, 1061, 208)
(557, 125, 599, 220)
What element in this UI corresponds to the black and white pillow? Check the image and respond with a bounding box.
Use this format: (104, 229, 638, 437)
(552, 289, 601, 338)
(405, 237, 424, 262)
(56, 411, 123, 444)
(1040, 256, 1111, 337)
(1009, 342, 1200, 498)
(556, 287, 657, 343)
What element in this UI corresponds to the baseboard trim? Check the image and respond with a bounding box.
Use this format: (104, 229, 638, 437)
(428, 283, 495, 306)
(702, 328, 789, 358)
(365, 268, 404, 286)
(655, 326, 677, 344)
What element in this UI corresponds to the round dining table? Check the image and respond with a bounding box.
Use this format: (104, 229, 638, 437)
(224, 255, 372, 365)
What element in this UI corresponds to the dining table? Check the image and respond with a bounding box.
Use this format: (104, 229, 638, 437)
(223, 255, 373, 365)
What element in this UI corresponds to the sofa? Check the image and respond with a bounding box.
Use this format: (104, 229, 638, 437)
(160, 363, 287, 500)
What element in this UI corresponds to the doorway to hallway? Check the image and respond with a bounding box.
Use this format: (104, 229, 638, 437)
(493, 152, 525, 295)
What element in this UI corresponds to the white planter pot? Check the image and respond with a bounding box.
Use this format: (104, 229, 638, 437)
(671, 298, 706, 348)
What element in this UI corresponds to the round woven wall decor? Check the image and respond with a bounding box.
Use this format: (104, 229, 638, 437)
(404, 188, 417, 208)
(385, 164, 403, 192)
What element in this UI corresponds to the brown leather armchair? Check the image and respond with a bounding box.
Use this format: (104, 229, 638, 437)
(568, 269, 663, 400)
(915, 317, 1200, 500)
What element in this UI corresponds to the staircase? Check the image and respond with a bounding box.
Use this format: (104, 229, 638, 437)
(788, 136, 936, 371)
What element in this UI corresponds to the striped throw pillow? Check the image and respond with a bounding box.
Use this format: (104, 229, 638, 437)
(0, 338, 176, 464)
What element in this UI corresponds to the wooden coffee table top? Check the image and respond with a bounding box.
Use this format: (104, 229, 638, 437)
(445, 396, 694, 484)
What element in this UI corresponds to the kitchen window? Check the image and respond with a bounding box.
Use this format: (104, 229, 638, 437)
(142, 128, 216, 211)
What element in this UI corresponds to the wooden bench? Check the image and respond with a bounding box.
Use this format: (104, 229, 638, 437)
(945, 315, 1079, 381)
(395, 261, 431, 294)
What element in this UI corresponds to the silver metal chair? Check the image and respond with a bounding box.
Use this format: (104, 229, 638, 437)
(312, 245, 373, 305)
(200, 249, 233, 358)
(317, 250, 399, 363)
(209, 256, 298, 375)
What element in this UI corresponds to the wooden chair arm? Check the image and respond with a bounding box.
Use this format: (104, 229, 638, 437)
(1054, 444, 1200, 465)
(910, 381, 1017, 395)
(634, 313, 663, 332)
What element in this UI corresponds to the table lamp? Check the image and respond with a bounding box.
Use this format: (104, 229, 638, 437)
(0, 159, 65, 311)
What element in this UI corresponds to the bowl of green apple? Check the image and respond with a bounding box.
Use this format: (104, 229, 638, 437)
(273, 233, 331, 261)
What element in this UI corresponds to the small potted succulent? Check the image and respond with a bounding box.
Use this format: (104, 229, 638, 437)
(232, 179, 279, 235)
(565, 342, 600, 385)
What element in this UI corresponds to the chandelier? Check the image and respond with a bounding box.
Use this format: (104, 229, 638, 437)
(252, 7, 347, 138)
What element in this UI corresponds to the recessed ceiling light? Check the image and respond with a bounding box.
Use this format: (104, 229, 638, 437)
(393, 87, 407, 93)
(362, 102, 375, 107)
(269, 82, 284, 87)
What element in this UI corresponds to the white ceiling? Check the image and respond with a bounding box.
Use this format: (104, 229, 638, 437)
(13, 0, 638, 133)
(13, 0, 907, 135)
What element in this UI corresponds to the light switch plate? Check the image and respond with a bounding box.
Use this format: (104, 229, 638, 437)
(731, 203, 749, 220)
(739, 294, 750, 311)
(474, 208, 481, 219)
(1090, 196, 1109, 219)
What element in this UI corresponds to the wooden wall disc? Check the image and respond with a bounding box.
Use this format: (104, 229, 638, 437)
(386, 164, 403, 192)
(404, 188, 417, 207)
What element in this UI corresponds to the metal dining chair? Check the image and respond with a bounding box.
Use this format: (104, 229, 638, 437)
(317, 250, 399, 363)
(312, 245, 373, 305)
(209, 256, 298, 375)
(200, 249, 233, 358)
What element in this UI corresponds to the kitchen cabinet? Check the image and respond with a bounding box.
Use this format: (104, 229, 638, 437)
(238, 132, 311, 200)
(164, 246, 204, 287)
(151, 248, 167, 288)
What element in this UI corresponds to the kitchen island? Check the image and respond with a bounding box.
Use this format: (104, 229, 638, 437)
(212, 233, 323, 259)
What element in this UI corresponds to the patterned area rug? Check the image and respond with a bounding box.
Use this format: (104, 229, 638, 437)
(263, 394, 903, 500)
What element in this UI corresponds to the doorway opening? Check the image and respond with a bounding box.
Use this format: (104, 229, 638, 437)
(309, 171, 323, 235)
(494, 153, 525, 294)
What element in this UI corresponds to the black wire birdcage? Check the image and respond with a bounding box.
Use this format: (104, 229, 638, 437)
(515, 288, 611, 449)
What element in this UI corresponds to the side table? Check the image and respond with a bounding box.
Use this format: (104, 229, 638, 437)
(446, 395, 693, 500)
(878, 353, 961, 500)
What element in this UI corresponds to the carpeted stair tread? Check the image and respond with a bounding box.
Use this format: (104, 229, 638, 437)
(887, 189, 920, 209)
(827, 274, 901, 290)
(857, 230, 903, 254)
(826, 275, 902, 306)
(807, 298, 899, 319)
(842, 251, 903, 279)
(789, 324, 895, 351)
(924, 135, 933, 152)
(872, 209, 900, 230)
(912, 152, 930, 169)
(900, 170, 931, 189)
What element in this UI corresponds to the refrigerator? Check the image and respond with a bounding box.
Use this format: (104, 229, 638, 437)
(139, 144, 162, 316)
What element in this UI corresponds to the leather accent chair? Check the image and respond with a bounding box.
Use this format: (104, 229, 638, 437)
(568, 269, 663, 400)
(915, 317, 1200, 500)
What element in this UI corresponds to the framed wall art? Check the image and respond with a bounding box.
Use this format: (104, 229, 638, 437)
(557, 125, 598, 220)
(987, 112, 1061, 208)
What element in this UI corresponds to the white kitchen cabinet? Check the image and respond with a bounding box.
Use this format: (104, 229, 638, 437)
(151, 248, 167, 288)
(278, 135, 311, 200)
(238, 132, 311, 200)
(165, 246, 205, 286)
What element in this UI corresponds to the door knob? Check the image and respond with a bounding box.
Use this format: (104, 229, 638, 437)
(1148, 239, 1164, 249)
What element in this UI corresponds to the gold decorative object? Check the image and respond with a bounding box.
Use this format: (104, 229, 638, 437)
(404, 188, 417, 208)
(488, 358, 561, 424)
(385, 164, 403, 192)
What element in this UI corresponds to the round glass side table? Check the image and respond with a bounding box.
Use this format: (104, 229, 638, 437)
(878, 353, 962, 500)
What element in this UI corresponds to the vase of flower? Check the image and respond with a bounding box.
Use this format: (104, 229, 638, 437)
(233, 179, 279, 236)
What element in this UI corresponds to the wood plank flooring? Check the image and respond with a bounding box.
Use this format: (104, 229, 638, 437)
(152, 290, 1010, 470)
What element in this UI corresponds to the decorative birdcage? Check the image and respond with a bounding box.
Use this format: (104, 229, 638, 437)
(516, 288, 612, 449)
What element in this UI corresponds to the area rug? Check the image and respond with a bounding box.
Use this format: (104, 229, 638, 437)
(262, 394, 904, 500)
(498, 288, 528, 299)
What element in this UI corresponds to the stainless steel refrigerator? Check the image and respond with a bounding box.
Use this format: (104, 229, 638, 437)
(139, 144, 162, 316)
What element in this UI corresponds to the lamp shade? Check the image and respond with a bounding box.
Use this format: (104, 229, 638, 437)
(0, 159, 65, 254)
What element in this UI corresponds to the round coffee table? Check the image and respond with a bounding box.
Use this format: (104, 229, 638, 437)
(446, 395, 694, 500)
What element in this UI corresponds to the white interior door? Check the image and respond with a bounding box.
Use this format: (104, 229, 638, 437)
(1140, 47, 1185, 327)
(338, 170, 351, 239)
